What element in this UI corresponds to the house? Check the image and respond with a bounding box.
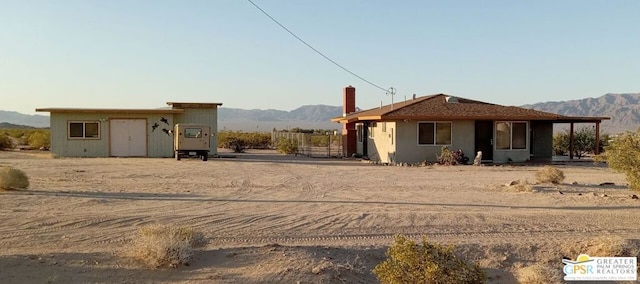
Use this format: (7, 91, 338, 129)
(35, 102, 222, 158)
(332, 86, 608, 164)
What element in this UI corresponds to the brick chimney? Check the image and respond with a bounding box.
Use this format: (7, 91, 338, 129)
(342, 86, 357, 157)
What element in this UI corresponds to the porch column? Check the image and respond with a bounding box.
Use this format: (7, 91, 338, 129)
(595, 122, 600, 155)
(569, 122, 574, 160)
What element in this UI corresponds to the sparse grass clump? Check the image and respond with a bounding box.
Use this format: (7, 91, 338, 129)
(0, 166, 29, 190)
(373, 235, 486, 284)
(125, 224, 207, 268)
(516, 264, 563, 284)
(535, 166, 565, 184)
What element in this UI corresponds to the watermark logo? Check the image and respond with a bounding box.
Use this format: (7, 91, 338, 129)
(563, 254, 637, 281)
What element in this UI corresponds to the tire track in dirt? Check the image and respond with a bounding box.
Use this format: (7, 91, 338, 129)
(209, 227, 640, 247)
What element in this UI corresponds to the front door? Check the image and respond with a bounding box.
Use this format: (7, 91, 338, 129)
(475, 121, 493, 161)
(110, 119, 147, 157)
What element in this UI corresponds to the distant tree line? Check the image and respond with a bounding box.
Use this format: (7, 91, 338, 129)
(0, 129, 50, 150)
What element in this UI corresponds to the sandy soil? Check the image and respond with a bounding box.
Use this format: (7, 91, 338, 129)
(0, 149, 638, 283)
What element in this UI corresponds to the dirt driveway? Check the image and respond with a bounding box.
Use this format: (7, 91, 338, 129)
(0, 150, 638, 283)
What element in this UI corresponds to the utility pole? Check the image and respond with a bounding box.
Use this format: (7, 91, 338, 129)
(386, 87, 396, 110)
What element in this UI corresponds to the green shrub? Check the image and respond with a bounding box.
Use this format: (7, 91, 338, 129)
(0, 134, 13, 149)
(124, 224, 207, 268)
(596, 129, 640, 190)
(28, 131, 50, 149)
(276, 137, 298, 155)
(372, 235, 486, 284)
(0, 166, 29, 190)
(535, 166, 565, 184)
(217, 131, 271, 150)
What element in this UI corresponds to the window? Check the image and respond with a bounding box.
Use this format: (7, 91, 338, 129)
(418, 122, 451, 145)
(381, 122, 387, 133)
(496, 122, 527, 150)
(184, 128, 203, 138)
(68, 121, 100, 139)
(368, 123, 375, 138)
(356, 124, 363, 143)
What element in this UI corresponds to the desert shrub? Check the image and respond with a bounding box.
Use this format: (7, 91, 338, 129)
(0, 134, 13, 149)
(226, 137, 246, 153)
(276, 137, 298, 155)
(535, 166, 565, 184)
(218, 131, 271, 150)
(28, 131, 50, 149)
(553, 127, 608, 158)
(436, 146, 468, 165)
(596, 129, 640, 190)
(125, 224, 207, 268)
(372, 235, 486, 284)
(0, 166, 29, 190)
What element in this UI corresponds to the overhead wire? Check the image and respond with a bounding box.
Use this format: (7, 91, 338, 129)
(246, 0, 390, 93)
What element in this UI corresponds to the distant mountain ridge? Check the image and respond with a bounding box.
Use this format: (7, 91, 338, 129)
(0, 110, 49, 128)
(3, 94, 639, 133)
(522, 93, 640, 134)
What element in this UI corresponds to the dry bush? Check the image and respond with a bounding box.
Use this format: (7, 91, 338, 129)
(373, 235, 486, 284)
(0, 166, 29, 190)
(516, 264, 563, 284)
(535, 166, 565, 184)
(0, 134, 13, 149)
(504, 180, 535, 192)
(124, 224, 208, 268)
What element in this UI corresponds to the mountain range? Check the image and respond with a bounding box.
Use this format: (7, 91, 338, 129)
(522, 93, 640, 134)
(2, 93, 639, 133)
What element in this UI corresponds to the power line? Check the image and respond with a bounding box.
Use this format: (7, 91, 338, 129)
(246, 0, 390, 93)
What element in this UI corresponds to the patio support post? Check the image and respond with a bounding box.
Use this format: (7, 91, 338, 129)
(595, 122, 600, 155)
(569, 122, 575, 160)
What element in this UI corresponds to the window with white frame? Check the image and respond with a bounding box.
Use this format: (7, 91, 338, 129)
(68, 121, 100, 139)
(495, 122, 527, 150)
(368, 122, 376, 138)
(418, 122, 451, 145)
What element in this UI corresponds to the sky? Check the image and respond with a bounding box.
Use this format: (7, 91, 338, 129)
(1, 0, 639, 115)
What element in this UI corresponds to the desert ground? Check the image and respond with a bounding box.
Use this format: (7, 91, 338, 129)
(1, 149, 639, 283)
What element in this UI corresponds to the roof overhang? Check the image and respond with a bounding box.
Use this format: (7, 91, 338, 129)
(35, 108, 185, 114)
(166, 102, 223, 108)
(332, 115, 610, 124)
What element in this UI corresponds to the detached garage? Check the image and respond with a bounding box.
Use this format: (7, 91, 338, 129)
(36, 102, 222, 158)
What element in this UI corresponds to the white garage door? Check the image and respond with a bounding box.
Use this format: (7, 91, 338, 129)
(110, 119, 147, 157)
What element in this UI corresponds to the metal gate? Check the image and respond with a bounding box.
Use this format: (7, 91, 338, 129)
(271, 131, 342, 158)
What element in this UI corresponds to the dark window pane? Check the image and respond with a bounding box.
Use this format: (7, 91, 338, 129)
(418, 123, 434, 145)
(436, 122, 452, 145)
(512, 122, 527, 149)
(184, 128, 202, 138)
(85, 123, 99, 138)
(69, 123, 84, 138)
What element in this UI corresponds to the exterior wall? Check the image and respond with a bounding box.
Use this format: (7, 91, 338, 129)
(530, 121, 553, 161)
(49, 112, 175, 158)
(394, 120, 475, 164)
(367, 122, 397, 163)
(175, 108, 218, 155)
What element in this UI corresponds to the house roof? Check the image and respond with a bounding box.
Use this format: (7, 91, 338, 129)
(35, 108, 184, 114)
(331, 94, 609, 123)
(166, 102, 223, 108)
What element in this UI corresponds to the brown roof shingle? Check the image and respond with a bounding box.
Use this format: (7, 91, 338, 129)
(332, 94, 608, 123)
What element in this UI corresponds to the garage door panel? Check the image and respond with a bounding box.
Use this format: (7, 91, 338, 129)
(110, 119, 147, 157)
